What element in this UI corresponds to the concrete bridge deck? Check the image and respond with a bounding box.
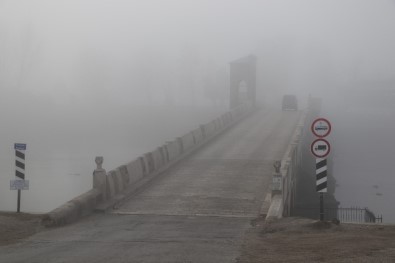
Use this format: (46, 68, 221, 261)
(0, 109, 301, 263)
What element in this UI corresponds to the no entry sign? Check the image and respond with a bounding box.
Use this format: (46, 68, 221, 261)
(311, 138, 331, 158)
(311, 118, 331, 138)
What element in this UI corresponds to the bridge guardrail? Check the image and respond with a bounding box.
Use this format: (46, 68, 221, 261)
(266, 111, 306, 221)
(294, 207, 383, 223)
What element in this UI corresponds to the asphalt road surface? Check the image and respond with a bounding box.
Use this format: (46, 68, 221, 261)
(0, 109, 301, 263)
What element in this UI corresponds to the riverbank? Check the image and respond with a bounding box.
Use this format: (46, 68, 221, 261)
(237, 217, 395, 262)
(2, 213, 395, 262)
(0, 212, 44, 246)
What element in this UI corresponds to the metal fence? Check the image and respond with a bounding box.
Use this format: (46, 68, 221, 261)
(332, 207, 382, 223)
(293, 207, 383, 223)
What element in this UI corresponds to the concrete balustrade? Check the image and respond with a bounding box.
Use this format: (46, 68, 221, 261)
(143, 152, 155, 174)
(162, 145, 170, 162)
(180, 132, 195, 152)
(165, 140, 181, 162)
(265, 114, 306, 221)
(42, 189, 101, 226)
(151, 147, 166, 170)
(192, 128, 204, 145)
(265, 106, 311, 221)
(92, 156, 107, 201)
(214, 118, 222, 131)
(43, 103, 255, 226)
(220, 112, 231, 126)
(118, 165, 129, 186)
(106, 170, 117, 197)
(229, 108, 238, 120)
(176, 137, 184, 154)
(199, 125, 206, 139)
(113, 169, 122, 194)
(126, 159, 144, 184)
(281, 114, 305, 217)
(115, 168, 126, 192)
(203, 120, 217, 138)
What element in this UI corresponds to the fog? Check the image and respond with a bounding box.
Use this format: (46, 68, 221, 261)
(1, 1, 395, 221)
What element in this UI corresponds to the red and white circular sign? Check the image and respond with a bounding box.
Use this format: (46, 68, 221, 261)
(311, 118, 331, 138)
(311, 138, 331, 158)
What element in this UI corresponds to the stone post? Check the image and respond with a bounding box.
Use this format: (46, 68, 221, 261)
(93, 156, 107, 202)
(272, 160, 282, 198)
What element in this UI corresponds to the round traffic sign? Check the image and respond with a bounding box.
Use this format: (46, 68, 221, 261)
(311, 118, 331, 138)
(311, 138, 331, 158)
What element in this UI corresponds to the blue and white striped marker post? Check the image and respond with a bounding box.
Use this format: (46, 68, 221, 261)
(14, 143, 27, 213)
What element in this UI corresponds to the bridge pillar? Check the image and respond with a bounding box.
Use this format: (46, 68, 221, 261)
(272, 160, 282, 197)
(229, 55, 257, 109)
(93, 156, 107, 202)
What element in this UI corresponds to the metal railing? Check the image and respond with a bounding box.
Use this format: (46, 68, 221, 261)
(293, 207, 383, 223)
(333, 207, 383, 223)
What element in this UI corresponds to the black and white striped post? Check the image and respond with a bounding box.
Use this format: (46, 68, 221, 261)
(311, 118, 331, 221)
(316, 158, 328, 221)
(14, 143, 27, 213)
(316, 158, 327, 192)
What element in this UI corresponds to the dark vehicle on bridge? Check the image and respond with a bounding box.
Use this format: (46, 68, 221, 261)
(282, 94, 298, 111)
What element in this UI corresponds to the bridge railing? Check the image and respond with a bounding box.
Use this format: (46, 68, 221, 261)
(291, 207, 383, 223)
(267, 98, 323, 220)
(266, 111, 306, 220)
(281, 114, 306, 217)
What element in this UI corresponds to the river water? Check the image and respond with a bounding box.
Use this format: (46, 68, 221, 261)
(324, 103, 395, 223)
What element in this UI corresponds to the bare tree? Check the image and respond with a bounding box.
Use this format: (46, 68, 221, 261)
(0, 19, 41, 112)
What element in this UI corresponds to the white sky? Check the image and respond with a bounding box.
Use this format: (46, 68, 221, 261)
(1, 0, 394, 101)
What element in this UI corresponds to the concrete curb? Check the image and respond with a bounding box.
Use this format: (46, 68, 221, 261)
(265, 194, 283, 221)
(42, 189, 101, 227)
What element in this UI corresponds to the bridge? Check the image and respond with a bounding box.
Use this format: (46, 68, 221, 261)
(0, 56, 338, 262)
(1, 108, 305, 262)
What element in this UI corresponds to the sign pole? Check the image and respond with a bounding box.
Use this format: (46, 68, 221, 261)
(17, 190, 21, 213)
(316, 158, 328, 221)
(311, 118, 331, 222)
(320, 192, 324, 221)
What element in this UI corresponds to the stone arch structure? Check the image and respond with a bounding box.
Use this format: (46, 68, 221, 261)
(229, 55, 257, 109)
